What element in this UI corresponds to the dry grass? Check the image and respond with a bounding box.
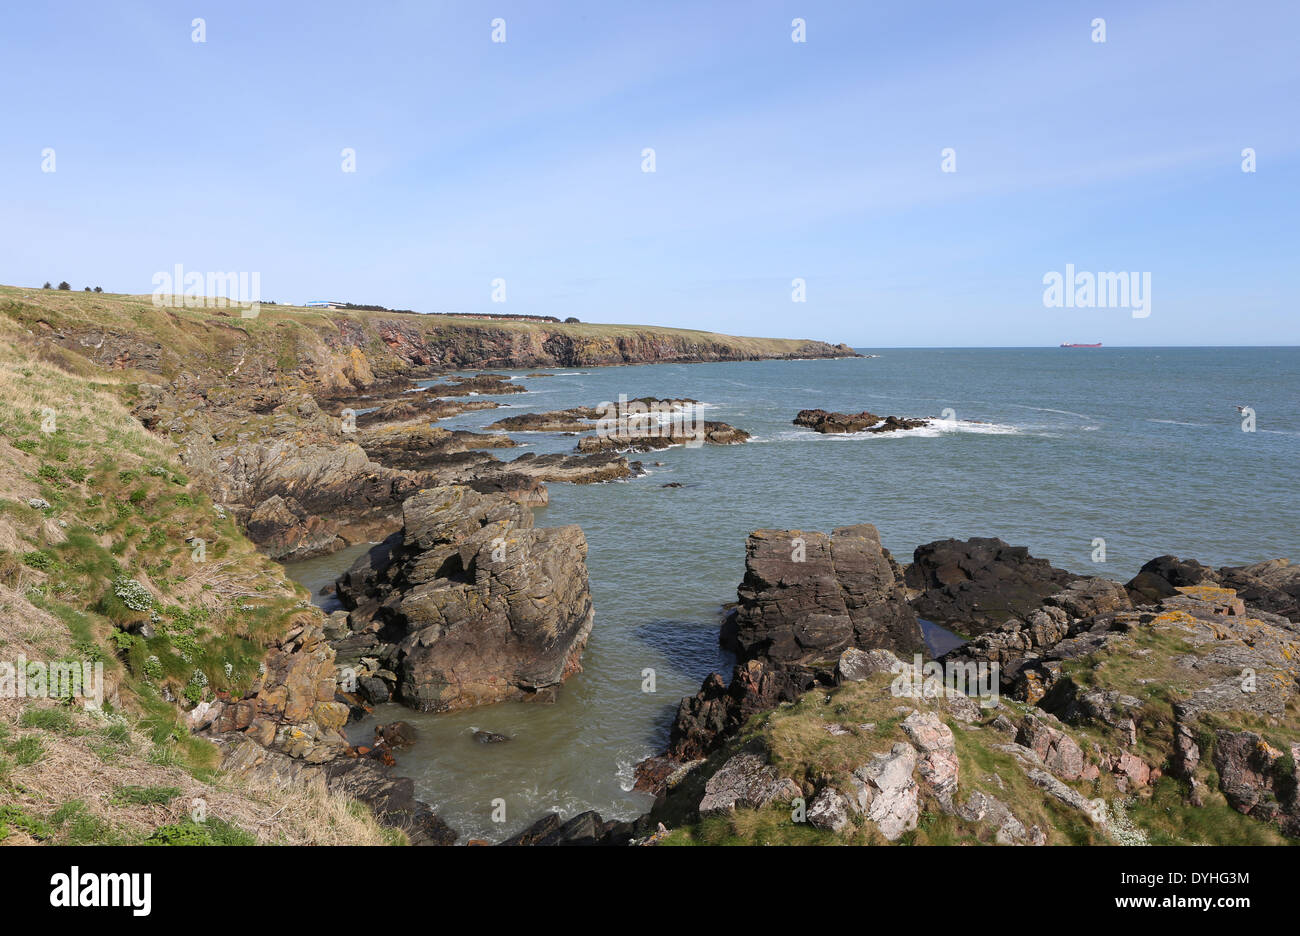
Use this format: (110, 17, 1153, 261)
(0, 699, 392, 846)
(0, 318, 394, 846)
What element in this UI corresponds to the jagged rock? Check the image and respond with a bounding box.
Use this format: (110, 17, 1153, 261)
(467, 473, 548, 506)
(499, 810, 640, 846)
(1025, 768, 1106, 825)
(246, 494, 342, 560)
(666, 660, 818, 760)
(901, 711, 960, 801)
(807, 788, 852, 832)
(474, 730, 509, 744)
(336, 485, 594, 711)
(1044, 577, 1133, 619)
(1171, 722, 1201, 779)
(850, 743, 919, 840)
(733, 525, 922, 664)
(698, 752, 801, 817)
(1212, 731, 1300, 834)
(1216, 559, 1300, 623)
(1016, 713, 1085, 781)
(906, 537, 1079, 634)
(956, 791, 1044, 845)
(1110, 751, 1152, 790)
(323, 756, 457, 845)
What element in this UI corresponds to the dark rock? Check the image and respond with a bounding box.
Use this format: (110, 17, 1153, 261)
(474, 730, 509, 744)
(1125, 555, 1219, 604)
(793, 409, 929, 434)
(667, 659, 819, 760)
(906, 537, 1079, 634)
(376, 721, 418, 748)
(357, 675, 391, 705)
(732, 525, 922, 664)
(1216, 559, 1300, 623)
(324, 757, 457, 845)
(500, 810, 631, 846)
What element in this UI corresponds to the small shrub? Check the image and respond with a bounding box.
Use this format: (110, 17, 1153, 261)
(22, 550, 54, 571)
(113, 576, 153, 612)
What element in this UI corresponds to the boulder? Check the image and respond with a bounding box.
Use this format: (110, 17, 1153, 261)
(666, 660, 817, 760)
(807, 788, 853, 832)
(836, 647, 904, 683)
(850, 743, 919, 840)
(698, 752, 801, 817)
(1125, 555, 1218, 604)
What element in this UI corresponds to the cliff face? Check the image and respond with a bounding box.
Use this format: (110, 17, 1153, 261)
(0, 287, 858, 391)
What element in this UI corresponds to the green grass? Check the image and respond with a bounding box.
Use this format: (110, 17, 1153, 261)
(144, 817, 257, 846)
(112, 784, 182, 806)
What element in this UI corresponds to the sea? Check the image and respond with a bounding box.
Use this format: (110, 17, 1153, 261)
(284, 346, 1300, 842)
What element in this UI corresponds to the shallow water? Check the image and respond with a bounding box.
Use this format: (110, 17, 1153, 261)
(285, 347, 1300, 842)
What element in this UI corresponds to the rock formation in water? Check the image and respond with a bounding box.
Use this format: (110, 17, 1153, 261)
(905, 537, 1087, 634)
(732, 525, 923, 663)
(793, 409, 930, 434)
(332, 485, 594, 711)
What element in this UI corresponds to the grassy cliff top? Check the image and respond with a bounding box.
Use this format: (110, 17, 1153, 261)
(0, 284, 853, 364)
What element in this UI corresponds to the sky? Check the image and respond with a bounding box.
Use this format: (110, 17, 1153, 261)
(2, 0, 1298, 347)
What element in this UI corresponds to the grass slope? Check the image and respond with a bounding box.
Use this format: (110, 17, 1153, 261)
(0, 315, 393, 845)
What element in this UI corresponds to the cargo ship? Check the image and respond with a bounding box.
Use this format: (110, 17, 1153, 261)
(1060, 342, 1102, 348)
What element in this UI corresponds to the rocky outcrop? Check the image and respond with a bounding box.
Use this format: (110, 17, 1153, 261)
(905, 537, 1081, 634)
(793, 409, 929, 434)
(732, 525, 922, 664)
(575, 421, 750, 453)
(850, 743, 920, 840)
(499, 810, 648, 846)
(333, 485, 594, 711)
(1212, 732, 1300, 835)
(698, 751, 802, 817)
(1129, 555, 1300, 623)
(190, 613, 349, 764)
(662, 659, 821, 763)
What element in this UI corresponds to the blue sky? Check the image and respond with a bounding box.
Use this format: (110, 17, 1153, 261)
(2, 0, 1297, 346)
